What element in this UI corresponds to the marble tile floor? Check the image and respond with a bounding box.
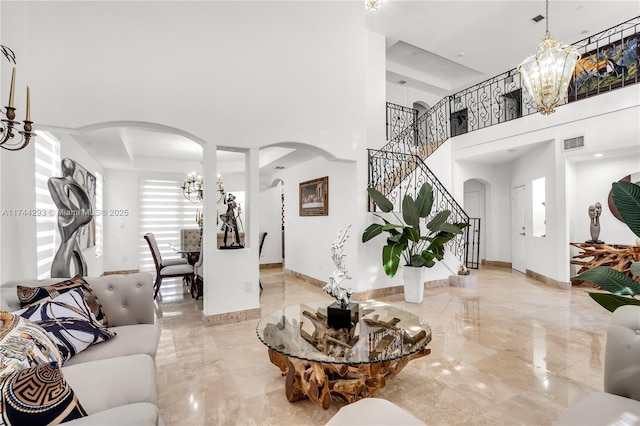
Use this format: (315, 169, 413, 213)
(153, 267, 611, 425)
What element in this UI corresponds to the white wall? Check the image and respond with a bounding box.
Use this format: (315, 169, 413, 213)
(511, 142, 556, 279)
(102, 169, 139, 272)
(453, 161, 512, 264)
(386, 82, 442, 111)
(276, 156, 363, 291)
(1, 144, 37, 282)
(258, 185, 283, 265)
(1, 1, 367, 161)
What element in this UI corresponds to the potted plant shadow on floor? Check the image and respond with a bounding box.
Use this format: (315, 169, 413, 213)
(363, 183, 468, 303)
(572, 180, 640, 310)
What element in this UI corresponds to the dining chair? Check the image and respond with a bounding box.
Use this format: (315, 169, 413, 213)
(193, 243, 204, 300)
(180, 229, 201, 249)
(258, 232, 267, 290)
(144, 233, 193, 300)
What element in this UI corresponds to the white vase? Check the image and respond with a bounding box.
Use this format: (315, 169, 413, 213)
(403, 266, 426, 303)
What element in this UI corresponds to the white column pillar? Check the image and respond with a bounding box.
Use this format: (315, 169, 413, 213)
(201, 144, 261, 325)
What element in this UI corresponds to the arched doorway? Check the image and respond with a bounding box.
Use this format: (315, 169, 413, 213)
(463, 178, 488, 267)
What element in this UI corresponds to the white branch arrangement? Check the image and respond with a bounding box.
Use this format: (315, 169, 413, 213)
(322, 223, 353, 307)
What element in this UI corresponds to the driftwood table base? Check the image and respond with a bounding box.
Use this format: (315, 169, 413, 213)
(268, 347, 431, 410)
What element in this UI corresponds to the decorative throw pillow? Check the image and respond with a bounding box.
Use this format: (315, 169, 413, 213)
(0, 362, 87, 425)
(15, 288, 116, 363)
(0, 312, 62, 378)
(16, 275, 109, 326)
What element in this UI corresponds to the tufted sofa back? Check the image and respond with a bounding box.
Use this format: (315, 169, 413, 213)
(0, 273, 154, 327)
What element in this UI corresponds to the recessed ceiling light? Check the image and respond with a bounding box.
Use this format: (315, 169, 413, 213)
(594, 153, 603, 158)
(532, 14, 545, 23)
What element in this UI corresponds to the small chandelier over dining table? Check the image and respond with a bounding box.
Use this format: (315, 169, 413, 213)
(517, 0, 580, 115)
(182, 172, 225, 203)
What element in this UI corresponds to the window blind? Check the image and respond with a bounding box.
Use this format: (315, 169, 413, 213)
(138, 177, 200, 273)
(34, 131, 61, 279)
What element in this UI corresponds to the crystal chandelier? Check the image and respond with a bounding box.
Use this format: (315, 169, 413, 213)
(365, 0, 382, 12)
(517, 0, 579, 115)
(1, 45, 36, 151)
(181, 172, 225, 204)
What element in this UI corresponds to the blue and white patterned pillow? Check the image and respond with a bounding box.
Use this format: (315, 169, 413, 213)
(15, 287, 116, 363)
(0, 312, 62, 378)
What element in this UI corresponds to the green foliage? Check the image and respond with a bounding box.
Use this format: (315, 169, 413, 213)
(612, 181, 640, 238)
(363, 183, 468, 278)
(572, 181, 640, 311)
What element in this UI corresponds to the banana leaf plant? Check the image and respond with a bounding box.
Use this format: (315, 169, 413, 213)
(572, 181, 640, 312)
(362, 183, 468, 278)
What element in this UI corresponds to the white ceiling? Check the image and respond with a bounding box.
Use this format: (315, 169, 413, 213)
(69, 1, 639, 171)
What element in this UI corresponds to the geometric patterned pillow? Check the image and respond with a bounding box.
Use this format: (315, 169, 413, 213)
(0, 312, 62, 378)
(0, 362, 87, 425)
(17, 275, 109, 326)
(15, 288, 116, 364)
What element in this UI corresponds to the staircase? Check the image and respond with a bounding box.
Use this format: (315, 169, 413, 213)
(369, 16, 640, 269)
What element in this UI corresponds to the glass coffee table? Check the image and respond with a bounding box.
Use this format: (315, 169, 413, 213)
(256, 300, 431, 409)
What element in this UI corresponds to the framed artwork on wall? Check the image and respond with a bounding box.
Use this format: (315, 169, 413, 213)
(569, 33, 639, 101)
(72, 161, 97, 249)
(299, 176, 328, 216)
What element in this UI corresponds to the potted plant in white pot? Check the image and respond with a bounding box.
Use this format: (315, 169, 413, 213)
(362, 183, 468, 303)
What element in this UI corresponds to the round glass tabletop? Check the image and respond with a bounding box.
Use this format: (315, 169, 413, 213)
(256, 300, 431, 365)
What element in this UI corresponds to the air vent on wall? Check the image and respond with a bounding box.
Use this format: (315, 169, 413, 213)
(563, 136, 585, 151)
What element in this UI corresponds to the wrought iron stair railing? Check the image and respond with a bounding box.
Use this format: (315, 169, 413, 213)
(367, 149, 472, 267)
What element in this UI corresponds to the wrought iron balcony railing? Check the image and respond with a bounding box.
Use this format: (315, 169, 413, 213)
(380, 16, 640, 160)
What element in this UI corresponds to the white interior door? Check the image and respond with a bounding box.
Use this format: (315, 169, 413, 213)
(512, 185, 526, 273)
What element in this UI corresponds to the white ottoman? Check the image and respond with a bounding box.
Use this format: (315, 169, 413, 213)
(326, 398, 425, 425)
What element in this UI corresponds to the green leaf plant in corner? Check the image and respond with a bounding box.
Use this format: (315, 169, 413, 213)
(572, 181, 640, 312)
(362, 183, 468, 278)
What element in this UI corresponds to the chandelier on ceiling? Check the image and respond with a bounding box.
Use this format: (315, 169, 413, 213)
(1, 45, 36, 151)
(365, 0, 382, 12)
(182, 172, 225, 204)
(517, 0, 579, 115)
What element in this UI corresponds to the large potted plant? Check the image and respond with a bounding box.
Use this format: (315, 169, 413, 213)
(362, 183, 468, 303)
(572, 181, 640, 311)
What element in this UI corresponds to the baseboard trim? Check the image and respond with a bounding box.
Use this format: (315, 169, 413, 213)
(526, 269, 571, 290)
(202, 307, 262, 327)
(482, 260, 512, 269)
(260, 262, 283, 270)
(102, 269, 140, 276)
(284, 268, 452, 300)
(352, 286, 404, 300)
(284, 268, 326, 288)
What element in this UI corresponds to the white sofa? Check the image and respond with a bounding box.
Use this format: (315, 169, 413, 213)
(0, 273, 162, 425)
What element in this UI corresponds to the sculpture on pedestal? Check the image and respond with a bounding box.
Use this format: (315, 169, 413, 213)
(322, 224, 358, 330)
(219, 193, 243, 249)
(587, 201, 604, 244)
